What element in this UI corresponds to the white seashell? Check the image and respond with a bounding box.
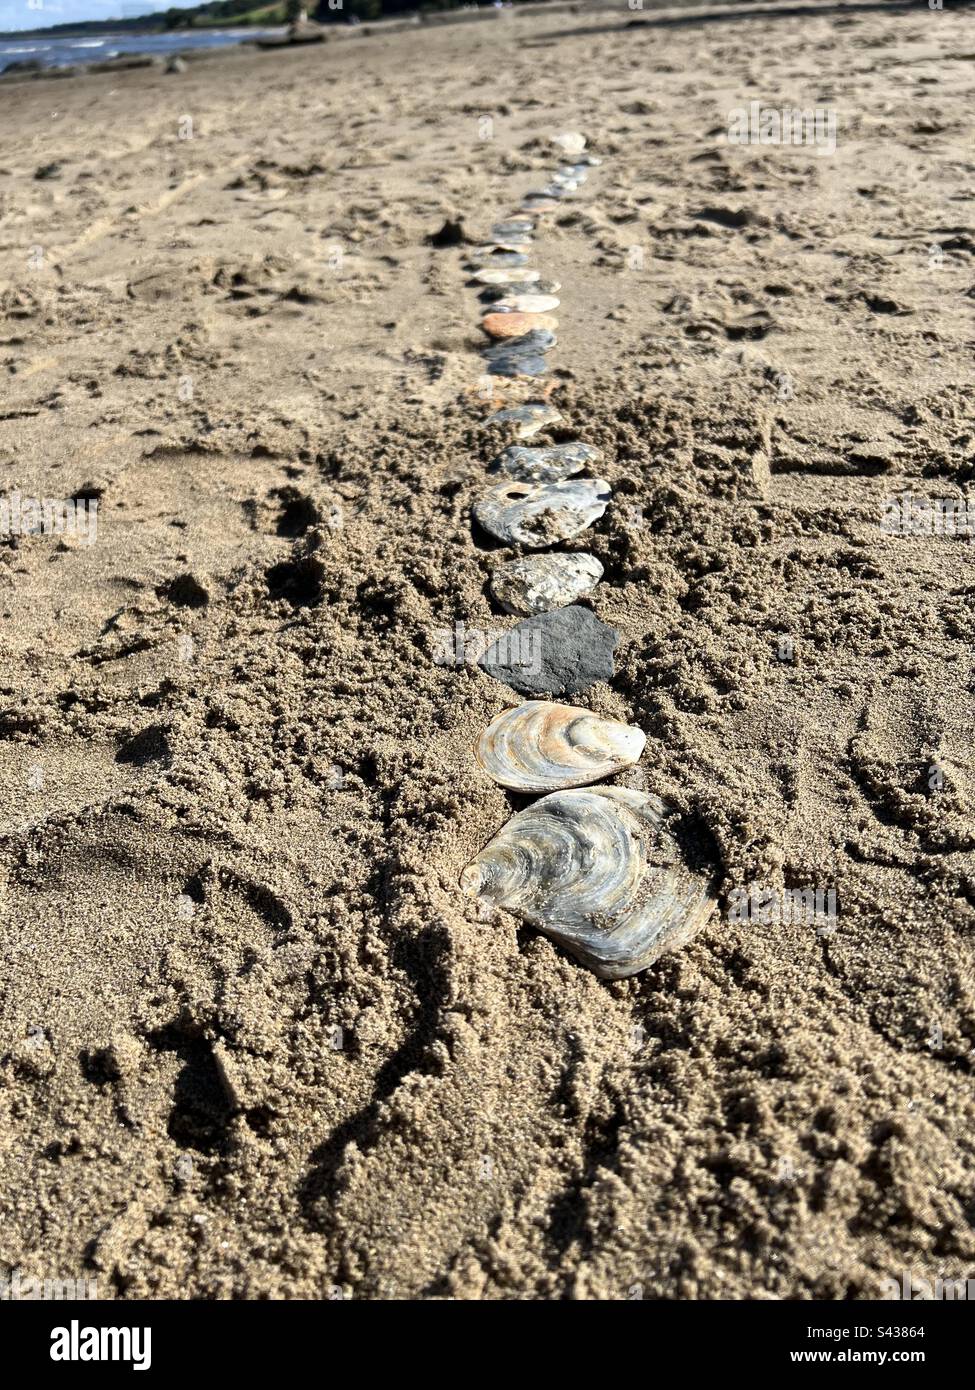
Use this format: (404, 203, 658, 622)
(473, 478, 611, 548)
(460, 787, 715, 979)
(552, 131, 587, 155)
(490, 551, 604, 615)
(490, 293, 560, 314)
(473, 267, 540, 286)
(475, 700, 646, 793)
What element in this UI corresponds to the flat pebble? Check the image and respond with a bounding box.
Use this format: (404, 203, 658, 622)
(490, 552, 605, 616)
(468, 250, 529, 268)
(479, 605, 617, 698)
(481, 311, 559, 340)
(479, 278, 560, 303)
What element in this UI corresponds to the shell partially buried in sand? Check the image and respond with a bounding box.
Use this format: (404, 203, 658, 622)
(460, 787, 715, 979)
(491, 442, 600, 482)
(473, 478, 611, 547)
(491, 293, 561, 314)
(490, 551, 604, 615)
(475, 700, 646, 793)
(473, 267, 541, 286)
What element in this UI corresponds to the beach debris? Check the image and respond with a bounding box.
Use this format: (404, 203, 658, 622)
(520, 198, 561, 214)
(166, 56, 188, 75)
(472, 267, 540, 285)
(485, 402, 563, 439)
(490, 442, 600, 483)
(468, 250, 529, 269)
(493, 220, 535, 239)
(479, 278, 561, 302)
(490, 293, 560, 314)
(478, 604, 618, 697)
(481, 311, 559, 340)
(490, 552, 604, 616)
(460, 787, 715, 979)
(552, 131, 587, 156)
(473, 478, 610, 547)
(474, 700, 645, 793)
(482, 328, 557, 378)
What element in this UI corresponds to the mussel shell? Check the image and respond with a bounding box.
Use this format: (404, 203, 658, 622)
(460, 787, 715, 979)
(473, 477, 611, 547)
(472, 267, 540, 285)
(475, 700, 646, 793)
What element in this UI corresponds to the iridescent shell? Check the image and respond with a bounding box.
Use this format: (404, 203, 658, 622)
(475, 700, 645, 792)
(460, 787, 715, 979)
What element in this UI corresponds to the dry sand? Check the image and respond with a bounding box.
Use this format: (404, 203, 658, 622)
(1, 1, 974, 1300)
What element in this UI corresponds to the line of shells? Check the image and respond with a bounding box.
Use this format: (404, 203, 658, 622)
(454, 138, 715, 979)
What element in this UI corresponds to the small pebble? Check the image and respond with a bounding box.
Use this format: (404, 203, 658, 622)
(479, 605, 618, 698)
(481, 311, 559, 340)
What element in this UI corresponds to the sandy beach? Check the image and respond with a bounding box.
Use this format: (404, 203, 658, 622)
(1, 0, 974, 1301)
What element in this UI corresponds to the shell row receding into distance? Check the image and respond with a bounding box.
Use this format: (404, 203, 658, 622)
(454, 135, 715, 979)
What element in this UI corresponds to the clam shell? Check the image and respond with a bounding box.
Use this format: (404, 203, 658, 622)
(490, 551, 604, 616)
(475, 700, 646, 793)
(481, 311, 559, 341)
(491, 442, 600, 482)
(473, 267, 540, 286)
(460, 787, 715, 979)
(473, 478, 611, 547)
(490, 294, 560, 314)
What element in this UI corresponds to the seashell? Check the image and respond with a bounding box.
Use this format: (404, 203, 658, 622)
(540, 184, 573, 199)
(490, 293, 560, 314)
(490, 552, 604, 616)
(475, 700, 646, 793)
(520, 199, 560, 214)
(473, 478, 611, 548)
(485, 402, 563, 439)
(491, 442, 600, 482)
(493, 220, 535, 239)
(472, 267, 540, 286)
(552, 131, 587, 154)
(460, 786, 715, 979)
(467, 250, 529, 268)
(479, 278, 560, 303)
(485, 352, 549, 379)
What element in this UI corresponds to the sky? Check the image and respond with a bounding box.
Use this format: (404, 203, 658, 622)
(0, 0, 200, 30)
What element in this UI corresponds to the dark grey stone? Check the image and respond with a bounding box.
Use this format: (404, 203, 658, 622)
(478, 604, 618, 697)
(467, 250, 528, 268)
